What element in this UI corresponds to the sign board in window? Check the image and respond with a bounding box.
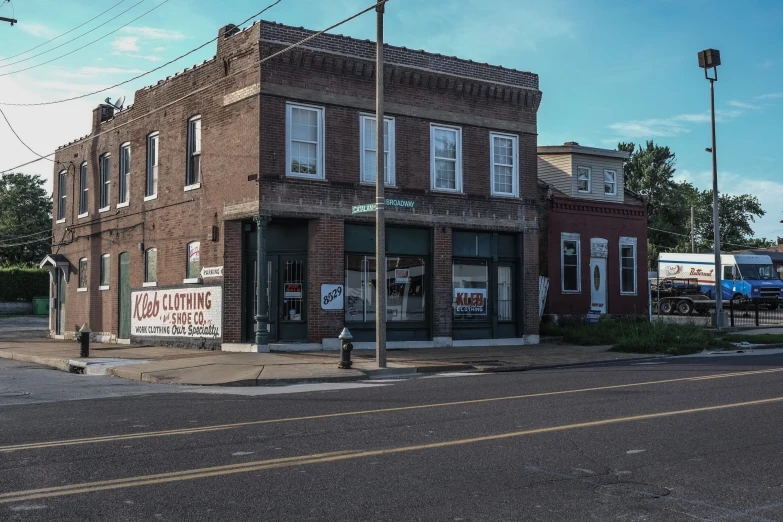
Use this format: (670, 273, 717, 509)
(453, 288, 487, 315)
(284, 283, 302, 299)
(321, 284, 344, 310)
(394, 269, 409, 283)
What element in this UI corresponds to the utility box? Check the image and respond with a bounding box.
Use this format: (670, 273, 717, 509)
(32, 297, 50, 316)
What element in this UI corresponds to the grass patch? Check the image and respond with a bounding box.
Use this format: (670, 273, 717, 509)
(541, 317, 729, 355)
(721, 333, 783, 345)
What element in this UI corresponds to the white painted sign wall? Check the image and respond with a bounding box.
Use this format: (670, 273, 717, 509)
(131, 286, 222, 339)
(321, 284, 344, 310)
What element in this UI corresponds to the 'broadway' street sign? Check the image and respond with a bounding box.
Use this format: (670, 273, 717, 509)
(351, 198, 416, 214)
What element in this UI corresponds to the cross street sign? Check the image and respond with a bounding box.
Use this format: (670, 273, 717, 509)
(351, 198, 416, 214)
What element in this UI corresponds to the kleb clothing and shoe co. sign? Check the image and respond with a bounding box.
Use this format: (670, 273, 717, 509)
(131, 287, 222, 339)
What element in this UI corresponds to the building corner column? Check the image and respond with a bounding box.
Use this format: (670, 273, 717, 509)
(254, 215, 271, 348)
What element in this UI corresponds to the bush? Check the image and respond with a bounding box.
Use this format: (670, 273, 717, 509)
(0, 267, 49, 302)
(541, 316, 729, 355)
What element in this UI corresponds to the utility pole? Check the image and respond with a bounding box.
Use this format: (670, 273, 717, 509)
(375, 1, 386, 368)
(691, 206, 695, 253)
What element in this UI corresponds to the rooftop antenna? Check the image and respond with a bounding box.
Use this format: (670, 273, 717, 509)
(104, 95, 125, 111)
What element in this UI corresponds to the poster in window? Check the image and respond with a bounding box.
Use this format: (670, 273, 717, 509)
(284, 283, 302, 299)
(394, 269, 410, 284)
(453, 288, 487, 315)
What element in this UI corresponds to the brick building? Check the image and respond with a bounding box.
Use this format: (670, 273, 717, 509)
(538, 143, 648, 317)
(42, 21, 543, 350)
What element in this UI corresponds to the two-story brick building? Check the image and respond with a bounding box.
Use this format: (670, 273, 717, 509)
(538, 143, 648, 317)
(42, 20, 543, 350)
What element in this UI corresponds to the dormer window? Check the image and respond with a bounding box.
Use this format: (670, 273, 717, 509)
(604, 170, 617, 195)
(577, 166, 591, 193)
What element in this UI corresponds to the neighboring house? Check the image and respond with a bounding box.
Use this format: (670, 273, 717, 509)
(733, 241, 783, 280)
(538, 143, 648, 317)
(42, 21, 543, 350)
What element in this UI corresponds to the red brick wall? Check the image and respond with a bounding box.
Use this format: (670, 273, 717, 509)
(307, 218, 345, 343)
(546, 196, 648, 316)
(223, 220, 243, 342)
(432, 226, 452, 338)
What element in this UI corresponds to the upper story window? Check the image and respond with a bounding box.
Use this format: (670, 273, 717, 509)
(186, 116, 201, 188)
(57, 170, 66, 222)
(620, 237, 638, 295)
(78, 258, 87, 291)
(360, 115, 395, 185)
(431, 124, 462, 192)
(119, 143, 130, 206)
(78, 163, 88, 217)
(604, 170, 617, 196)
(286, 103, 325, 179)
(186, 241, 200, 281)
(561, 233, 581, 293)
(577, 166, 591, 193)
(99, 254, 110, 290)
(99, 153, 111, 211)
(146, 132, 159, 199)
(144, 248, 157, 286)
(490, 132, 519, 197)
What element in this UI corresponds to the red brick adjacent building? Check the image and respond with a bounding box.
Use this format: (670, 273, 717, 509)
(43, 21, 543, 350)
(538, 143, 648, 317)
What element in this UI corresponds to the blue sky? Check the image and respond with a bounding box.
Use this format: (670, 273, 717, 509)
(1, 0, 782, 240)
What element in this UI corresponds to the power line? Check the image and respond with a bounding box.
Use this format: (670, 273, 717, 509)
(648, 226, 772, 251)
(0, 228, 52, 242)
(0, 106, 55, 162)
(0, 0, 167, 77)
(0, 0, 282, 107)
(0, 0, 388, 174)
(0, 235, 52, 248)
(0, 0, 128, 64)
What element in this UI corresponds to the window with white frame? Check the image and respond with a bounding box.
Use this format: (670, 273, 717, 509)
(286, 103, 324, 179)
(57, 170, 66, 221)
(561, 233, 581, 293)
(78, 258, 87, 290)
(99, 153, 111, 211)
(490, 132, 519, 197)
(119, 143, 130, 205)
(145, 248, 157, 285)
(186, 241, 200, 281)
(620, 237, 638, 294)
(431, 124, 462, 192)
(99, 254, 110, 289)
(79, 163, 88, 216)
(577, 166, 591, 193)
(186, 116, 201, 187)
(604, 169, 617, 195)
(360, 115, 394, 185)
(146, 132, 159, 198)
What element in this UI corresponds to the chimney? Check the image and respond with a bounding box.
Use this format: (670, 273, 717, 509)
(92, 104, 114, 134)
(564, 141, 579, 146)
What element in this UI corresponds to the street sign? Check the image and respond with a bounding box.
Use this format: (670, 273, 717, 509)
(351, 198, 415, 214)
(201, 266, 224, 279)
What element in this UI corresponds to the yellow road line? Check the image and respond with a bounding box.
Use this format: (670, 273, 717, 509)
(3, 395, 783, 504)
(2, 367, 782, 453)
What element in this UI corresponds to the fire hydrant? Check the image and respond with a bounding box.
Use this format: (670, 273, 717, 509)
(338, 327, 353, 369)
(78, 323, 91, 358)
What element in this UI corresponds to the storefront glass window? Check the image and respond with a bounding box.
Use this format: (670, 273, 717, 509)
(497, 266, 513, 321)
(345, 255, 425, 322)
(452, 261, 489, 320)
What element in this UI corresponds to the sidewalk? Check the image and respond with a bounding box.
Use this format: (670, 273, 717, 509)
(0, 335, 655, 386)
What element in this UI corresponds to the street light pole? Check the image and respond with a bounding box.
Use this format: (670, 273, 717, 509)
(375, 2, 386, 368)
(698, 48, 723, 328)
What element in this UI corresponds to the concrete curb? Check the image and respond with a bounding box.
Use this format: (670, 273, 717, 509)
(472, 355, 667, 373)
(0, 350, 71, 372)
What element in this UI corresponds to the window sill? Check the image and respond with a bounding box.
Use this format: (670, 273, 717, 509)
(430, 187, 464, 194)
(184, 183, 201, 192)
(77, 288, 87, 293)
(144, 194, 158, 202)
(562, 290, 581, 295)
(620, 292, 638, 296)
(360, 181, 396, 188)
(117, 201, 129, 209)
(143, 281, 157, 288)
(56, 218, 66, 224)
(183, 278, 201, 284)
(99, 206, 111, 213)
(577, 190, 591, 194)
(490, 192, 519, 199)
(99, 285, 110, 291)
(77, 212, 89, 219)
(286, 173, 326, 181)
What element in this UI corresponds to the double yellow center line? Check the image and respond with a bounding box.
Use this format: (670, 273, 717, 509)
(2, 367, 782, 454)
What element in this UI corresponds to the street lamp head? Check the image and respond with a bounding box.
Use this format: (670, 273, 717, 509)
(698, 49, 721, 69)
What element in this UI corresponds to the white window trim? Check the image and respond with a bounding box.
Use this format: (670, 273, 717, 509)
(143, 281, 158, 288)
(119, 142, 131, 206)
(99, 153, 111, 211)
(99, 254, 111, 289)
(285, 102, 325, 180)
(561, 232, 581, 294)
(604, 169, 617, 196)
(77, 288, 88, 293)
(184, 183, 201, 192)
(619, 236, 638, 296)
(143, 194, 158, 202)
(99, 206, 111, 213)
(430, 123, 463, 193)
(56, 218, 66, 224)
(79, 163, 89, 216)
(78, 212, 89, 219)
(186, 115, 202, 187)
(489, 131, 519, 198)
(183, 278, 202, 284)
(57, 170, 67, 222)
(146, 132, 159, 198)
(577, 166, 591, 194)
(99, 285, 110, 291)
(359, 113, 396, 186)
(117, 202, 129, 209)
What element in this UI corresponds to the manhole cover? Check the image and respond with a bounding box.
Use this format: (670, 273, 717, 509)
(595, 482, 671, 499)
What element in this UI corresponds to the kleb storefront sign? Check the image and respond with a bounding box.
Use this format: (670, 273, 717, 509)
(454, 288, 487, 315)
(131, 286, 222, 339)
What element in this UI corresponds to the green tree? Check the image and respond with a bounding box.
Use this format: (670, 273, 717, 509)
(0, 173, 52, 266)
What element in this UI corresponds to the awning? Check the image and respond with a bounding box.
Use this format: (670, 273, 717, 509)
(39, 254, 70, 283)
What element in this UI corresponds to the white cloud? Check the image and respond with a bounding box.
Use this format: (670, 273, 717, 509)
(759, 59, 774, 69)
(58, 66, 146, 79)
(18, 23, 57, 39)
(124, 54, 162, 62)
(120, 26, 185, 40)
(607, 110, 743, 139)
(111, 36, 140, 53)
(755, 92, 783, 100)
(154, 47, 166, 52)
(727, 100, 759, 110)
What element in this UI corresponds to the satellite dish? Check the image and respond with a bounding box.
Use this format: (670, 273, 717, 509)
(103, 96, 126, 110)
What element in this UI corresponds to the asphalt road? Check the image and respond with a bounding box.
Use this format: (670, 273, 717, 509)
(2, 355, 783, 521)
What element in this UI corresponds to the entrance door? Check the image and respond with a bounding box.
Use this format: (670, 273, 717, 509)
(56, 269, 66, 335)
(590, 257, 607, 314)
(277, 255, 306, 341)
(118, 252, 131, 339)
